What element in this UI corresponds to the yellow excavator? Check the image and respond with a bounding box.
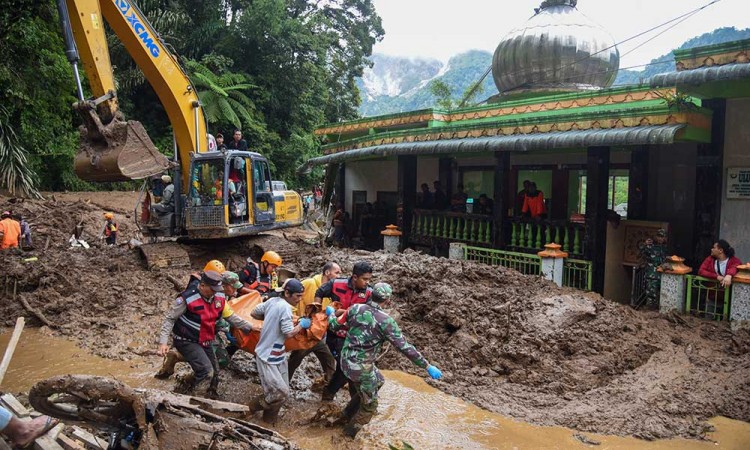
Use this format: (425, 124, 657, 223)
(56, 0, 303, 264)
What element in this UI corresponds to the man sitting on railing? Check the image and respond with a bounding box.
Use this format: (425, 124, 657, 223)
(698, 239, 742, 288)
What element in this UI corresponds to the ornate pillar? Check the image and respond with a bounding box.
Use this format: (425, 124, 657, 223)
(381, 225, 402, 254)
(731, 263, 750, 330)
(658, 255, 692, 314)
(538, 243, 567, 287)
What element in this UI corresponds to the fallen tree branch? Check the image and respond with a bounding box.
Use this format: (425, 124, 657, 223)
(166, 274, 184, 292)
(18, 291, 58, 329)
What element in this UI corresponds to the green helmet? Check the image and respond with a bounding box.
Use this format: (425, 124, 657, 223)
(371, 282, 393, 303)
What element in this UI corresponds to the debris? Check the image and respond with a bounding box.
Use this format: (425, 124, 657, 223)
(69, 427, 107, 450)
(0, 317, 25, 385)
(0, 393, 30, 418)
(573, 433, 601, 445)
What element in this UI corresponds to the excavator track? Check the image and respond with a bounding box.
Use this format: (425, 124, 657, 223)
(138, 242, 191, 270)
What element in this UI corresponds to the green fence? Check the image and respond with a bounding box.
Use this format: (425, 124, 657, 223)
(685, 275, 731, 321)
(563, 258, 593, 291)
(464, 246, 541, 276)
(507, 219, 586, 258)
(412, 210, 493, 245)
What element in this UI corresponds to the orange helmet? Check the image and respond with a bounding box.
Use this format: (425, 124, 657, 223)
(203, 259, 226, 273)
(103, 212, 114, 220)
(261, 251, 282, 266)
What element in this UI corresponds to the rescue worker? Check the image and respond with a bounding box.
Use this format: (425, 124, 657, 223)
(152, 174, 175, 218)
(247, 279, 311, 424)
(157, 271, 253, 394)
(239, 251, 282, 295)
(102, 212, 118, 245)
(155, 260, 229, 379)
(329, 282, 442, 437)
(314, 261, 373, 401)
(287, 262, 341, 387)
(0, 211, 21, 250)
(638, 229, 667, 308)
(18, 215, 31, 248)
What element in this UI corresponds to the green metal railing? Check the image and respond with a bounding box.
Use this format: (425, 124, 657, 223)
(563, 258, 593, 291)
(685, 275, 731, 321)
(411, 209, 493, 245)
(465, 246, 541, 276)
(507, 219, 586, 258)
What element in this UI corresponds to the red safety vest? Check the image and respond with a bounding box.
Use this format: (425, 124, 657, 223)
(331, 279, 372, 309)
(173, 286, 226, 345)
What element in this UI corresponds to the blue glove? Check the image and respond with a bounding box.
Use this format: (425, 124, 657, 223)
(325, 306, 335, 316)
(427, 365, 442, 380)
(226, 334, 238, 346)
(299, 317, 312, 329)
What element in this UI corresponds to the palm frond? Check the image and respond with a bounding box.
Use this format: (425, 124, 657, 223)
(0, 108, 41, 198)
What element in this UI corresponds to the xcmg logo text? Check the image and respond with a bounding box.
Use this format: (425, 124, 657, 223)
(115, 0, 160, 58)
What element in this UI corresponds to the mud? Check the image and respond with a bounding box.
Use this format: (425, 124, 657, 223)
(1, 194, 749, 442)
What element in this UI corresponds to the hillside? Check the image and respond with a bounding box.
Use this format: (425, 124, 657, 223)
(359, 27, 750, 117)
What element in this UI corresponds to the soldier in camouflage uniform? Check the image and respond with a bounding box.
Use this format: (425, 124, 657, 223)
(639, 228, 668, 308)
(328, 282, 443, 437)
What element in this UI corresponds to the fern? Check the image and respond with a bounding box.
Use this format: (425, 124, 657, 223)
(0, 107, 41, 198)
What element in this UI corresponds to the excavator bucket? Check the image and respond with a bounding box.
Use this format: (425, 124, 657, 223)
(74, 118, 170, 182)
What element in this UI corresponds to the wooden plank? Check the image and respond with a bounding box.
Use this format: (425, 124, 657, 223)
(70, 427, 107, 450)
(56, 434, 86, 450)
(0, 393, 30, 418)
(0, 317, 25, 385)
(34, 423, 65, 450)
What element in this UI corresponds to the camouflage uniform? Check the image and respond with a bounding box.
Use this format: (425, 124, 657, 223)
(639, 229, 667, 307)
(328, 299, 428, 436)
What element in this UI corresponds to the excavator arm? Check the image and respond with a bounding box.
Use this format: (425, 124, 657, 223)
(59, 0, 207, 187)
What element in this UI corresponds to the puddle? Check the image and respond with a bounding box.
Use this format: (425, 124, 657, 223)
(1, 329, 749, 449)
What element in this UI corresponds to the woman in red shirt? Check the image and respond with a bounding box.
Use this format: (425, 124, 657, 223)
(698, 239, 742, 287)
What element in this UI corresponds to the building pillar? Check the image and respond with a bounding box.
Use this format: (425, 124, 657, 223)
(381, 225, 402, 254)
(586, 146, 610, 294)
(332, 163, 345, 210)
(449, 242, 466, 260)
(538, 243, 567, 287)
(397, 155, 417, 249)
(731, 263, 750, 330)
(627, 146, 649, 220)
(439, 157, 453, 200)
(493, 152, 510, 248)
(658, 255, 692, 314)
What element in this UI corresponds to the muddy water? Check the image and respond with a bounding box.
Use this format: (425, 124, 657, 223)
(2, 329, 749, 449)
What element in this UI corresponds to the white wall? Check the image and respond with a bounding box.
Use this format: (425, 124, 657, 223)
(344, 159, 398, 210)
(721, 98, 750, 261)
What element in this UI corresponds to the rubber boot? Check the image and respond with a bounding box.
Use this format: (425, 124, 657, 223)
(154, 349, 183, 379)
(247, 395, 269, 414)
(343, 409, 374, 438)
(262, 401, 283, 425)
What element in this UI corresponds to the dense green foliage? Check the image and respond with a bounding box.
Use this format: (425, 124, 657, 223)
(0, 0, 383, 192)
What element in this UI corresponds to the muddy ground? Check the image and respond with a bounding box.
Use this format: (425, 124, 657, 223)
(1, 193, 749, 442)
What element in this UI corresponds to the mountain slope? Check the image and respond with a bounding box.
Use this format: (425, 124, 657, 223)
(359, 27, 750, 117)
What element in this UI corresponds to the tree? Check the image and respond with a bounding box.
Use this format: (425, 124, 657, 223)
(0, 108, 41, 198)
(430, 80, 455, 110)
(185, 56, 261, 131)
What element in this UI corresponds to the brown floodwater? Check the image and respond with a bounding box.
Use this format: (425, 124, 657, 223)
(1, 329, 749, 449)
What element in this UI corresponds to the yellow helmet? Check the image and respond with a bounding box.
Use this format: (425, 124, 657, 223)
(103, 212, 114, 220)
(203, 259, 226, 273)
(261, 251, 282, 266)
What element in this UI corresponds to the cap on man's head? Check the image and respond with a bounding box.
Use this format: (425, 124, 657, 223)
(201, 270, 224, 292)
(161, 175, 172, 183)
(221, 271, 243, 289)
(1, 211, 10, 218)
(282, 278, 304, 295)
(656, 228, 667, 237)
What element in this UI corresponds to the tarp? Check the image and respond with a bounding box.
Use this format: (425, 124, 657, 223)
(229, 292, 328, 354)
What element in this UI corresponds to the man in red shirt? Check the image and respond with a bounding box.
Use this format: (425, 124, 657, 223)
(522, 182, 546, 219)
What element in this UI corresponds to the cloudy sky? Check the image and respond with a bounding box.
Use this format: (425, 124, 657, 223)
(371, 0, 748, 70)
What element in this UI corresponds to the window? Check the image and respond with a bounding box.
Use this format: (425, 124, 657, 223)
(572, 169, 629, 218)
(190, 159, 225, 206)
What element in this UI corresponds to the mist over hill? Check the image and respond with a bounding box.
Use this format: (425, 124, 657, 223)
(357, 27, 750, 117)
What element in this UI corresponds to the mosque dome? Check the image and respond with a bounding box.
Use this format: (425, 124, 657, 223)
(492, 0, 620, 95)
